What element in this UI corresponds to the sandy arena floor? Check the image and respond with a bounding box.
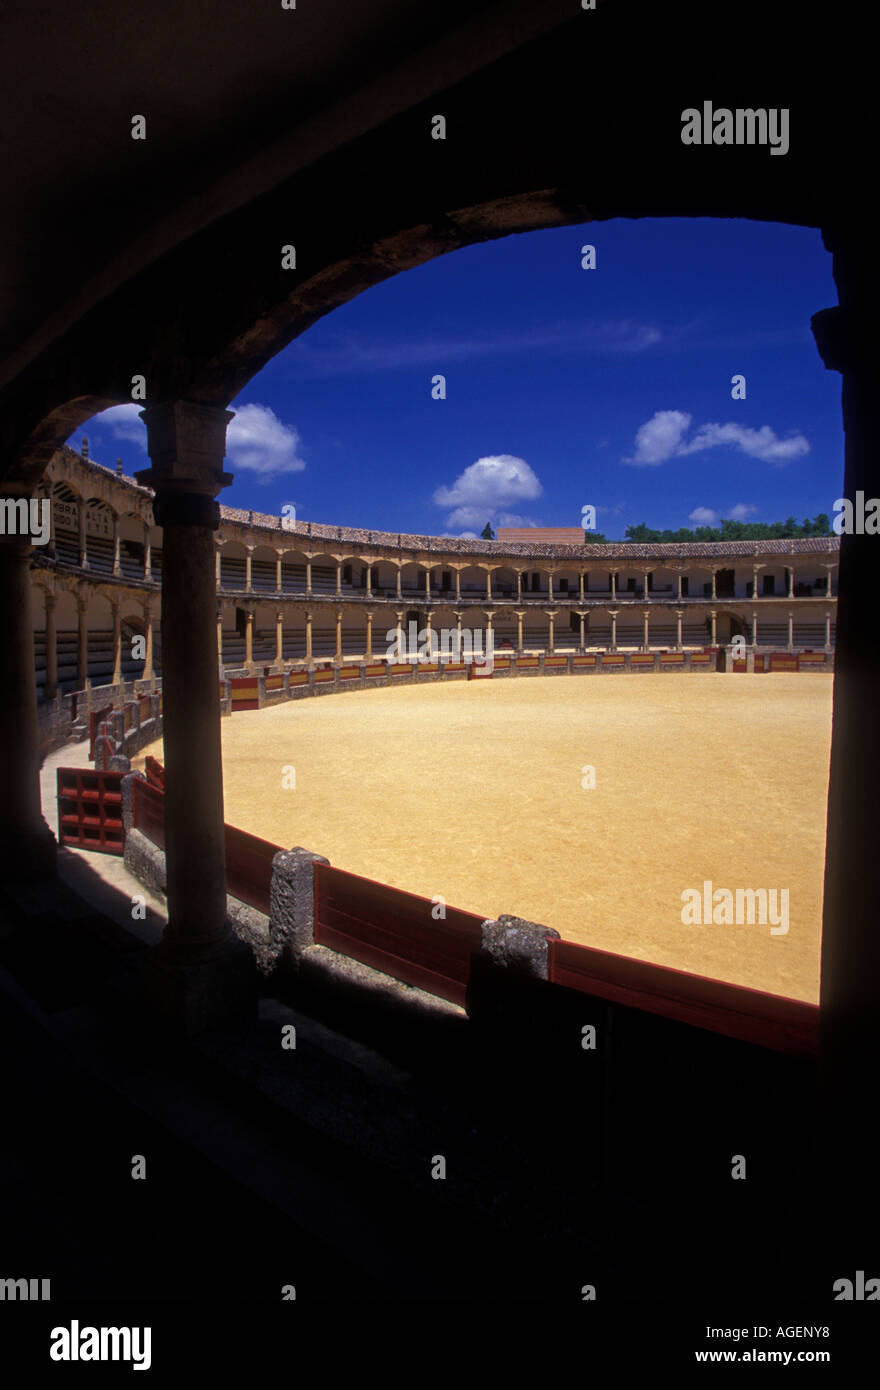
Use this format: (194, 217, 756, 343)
(140, 673, 833, 1002)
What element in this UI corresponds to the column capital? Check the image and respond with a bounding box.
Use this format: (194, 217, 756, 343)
(134, 401, 235, 520)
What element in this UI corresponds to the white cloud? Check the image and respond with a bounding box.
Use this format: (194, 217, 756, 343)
(622, 410, 810, 468)
(68, 401, 306, 480)
(689, 503, 758, 526)
(728, 503, 757, 520)
(433, 455, 542, 532)
(225, 404, 306, 478)
(622, 410, 692, 466)
(689, 506, 719, 525)
(677, 422, 809, 464)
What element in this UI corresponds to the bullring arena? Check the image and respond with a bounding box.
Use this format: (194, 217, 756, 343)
(29, 445, 837, 1006)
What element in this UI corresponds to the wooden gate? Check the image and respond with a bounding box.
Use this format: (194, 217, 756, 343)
(56, 767, 125, 855)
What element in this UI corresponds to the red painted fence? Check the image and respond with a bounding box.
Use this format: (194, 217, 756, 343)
(313, 861, 485, 1006)
(547, 937, 818, 1057)
(57, 767, 125, 855)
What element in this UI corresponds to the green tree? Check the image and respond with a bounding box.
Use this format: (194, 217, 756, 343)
(481, 522, 495, 540)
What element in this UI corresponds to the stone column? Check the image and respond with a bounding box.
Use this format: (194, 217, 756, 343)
(810, 229, 880, 1273)
(516, 569, 522, 602)
(578, 570, 585, 602)
(275, 610, 284, 665)
(752, 564, 763, 599)
(546, 610, 555, 654)
(144, 522, 152, 578)
(425, 609, 434, 658)
(709, 609, 717, 647)
(366, 564, 372, 598)
(335, 561, 342, 597)
(710, 568, 717, 600)
(825, 611, 832, 651)
(485, 568, 492, 601)
(578, 610, 585, 650)
(751, 610, 759, 647)
(78, 498, 88, 569)
(335, 609, 343, 662)
(643, 608, 651, 650)
(675, 608, 683, 650)
(787, 564, 795, 599)
(547, 569, 554, 603)
(787, 610, 794, 651)
(306, 559, 312, 597)
(305, 607, 313, 663)
(215, 546, 222, 586)
(143, 603, 155, 680)
(245, 547, 253, 591)
(276, 555, 282, 592)
(397, 564, 403, 601)
(244, 608, 254, 669)
(217, 606, 224, 667)
(111, 600, 122, 685)
(77, 596, 89, 686)
(135, 400, 253, 1033)
(455, 609, 464, 658)
(44, 591, 58, 699)
(609, 608, 618, 651)
(424, 567, 431, 599)
(0, 502, 57, 878)
(365, 610, 373, 660)
(112, 515, 121, 577)
(610, 569, 617, 600)
(514, 609, 524, 654)
(677, 568, 683, 602)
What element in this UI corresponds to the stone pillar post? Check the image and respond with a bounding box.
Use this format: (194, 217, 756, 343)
(245, 547, 253, 591)
(77, 596, 89, 686)
(305, 607, 313, 664)
(825, 564, 835, 598)
(217, 606, 224, 667)
(579, 570, 585, 602)
(111, 600, 122, 685)
(397, 564, 403, 601)
(485, 568, 492, 601)
(547, 569, 554, 603)
(335, 561, 342, 597)
(143, 603, 155, 680)
(135, 400, 254, 1033)
(112, 515, 121, 577)
(709, 609, 717, 647)
(787, 611, 794, 651)
(546, 610, 555, 654)
(424, 567, 431, 599)
(787, 564, 795, 599)
(143, 522, 152, 578)
(710, 568, 717, 600)
(610, 569, 617, 600)
(215, 546, 222, 586)
(276, 555, 282, 592)
(335, 609, 343, 662)
(825, 611, 832, 651)
(675, 608, 683, 650)
(514, 609, 524, 654)
(609, 608, 618, 651)
(455, 609, 463, 658)
(275, 610, 284, 665)
(365, 610, 373, 660)
(677, 568, 683, 601)
(244, 608, 254, 669)
(643, 608, 651, 650)
(366, 564, 372, 599)
(516, 570, 522, 601)
(306, 559, 312, 597)
(44, 591, 58, 698)
(0, 502, 57, 878)
(751, 610, 759, 647)
(578, 610, 585, 650)
(455, 568, 462, 603)
(78, 498, 88, 569)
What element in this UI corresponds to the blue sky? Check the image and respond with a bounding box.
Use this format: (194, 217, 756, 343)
(70, 217, 842, 540)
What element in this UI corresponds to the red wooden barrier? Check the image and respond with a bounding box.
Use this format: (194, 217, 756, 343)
(144, 756, 165, 790)
(57, 767, 125, 855)
(313, 862, 485, 1005)
(132, 777, 165, 849)
(224, 823, 283, 915)
(89, 704, 113, 759)
(229, 677, 260, 711)
(547, 938, 818, 1057)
